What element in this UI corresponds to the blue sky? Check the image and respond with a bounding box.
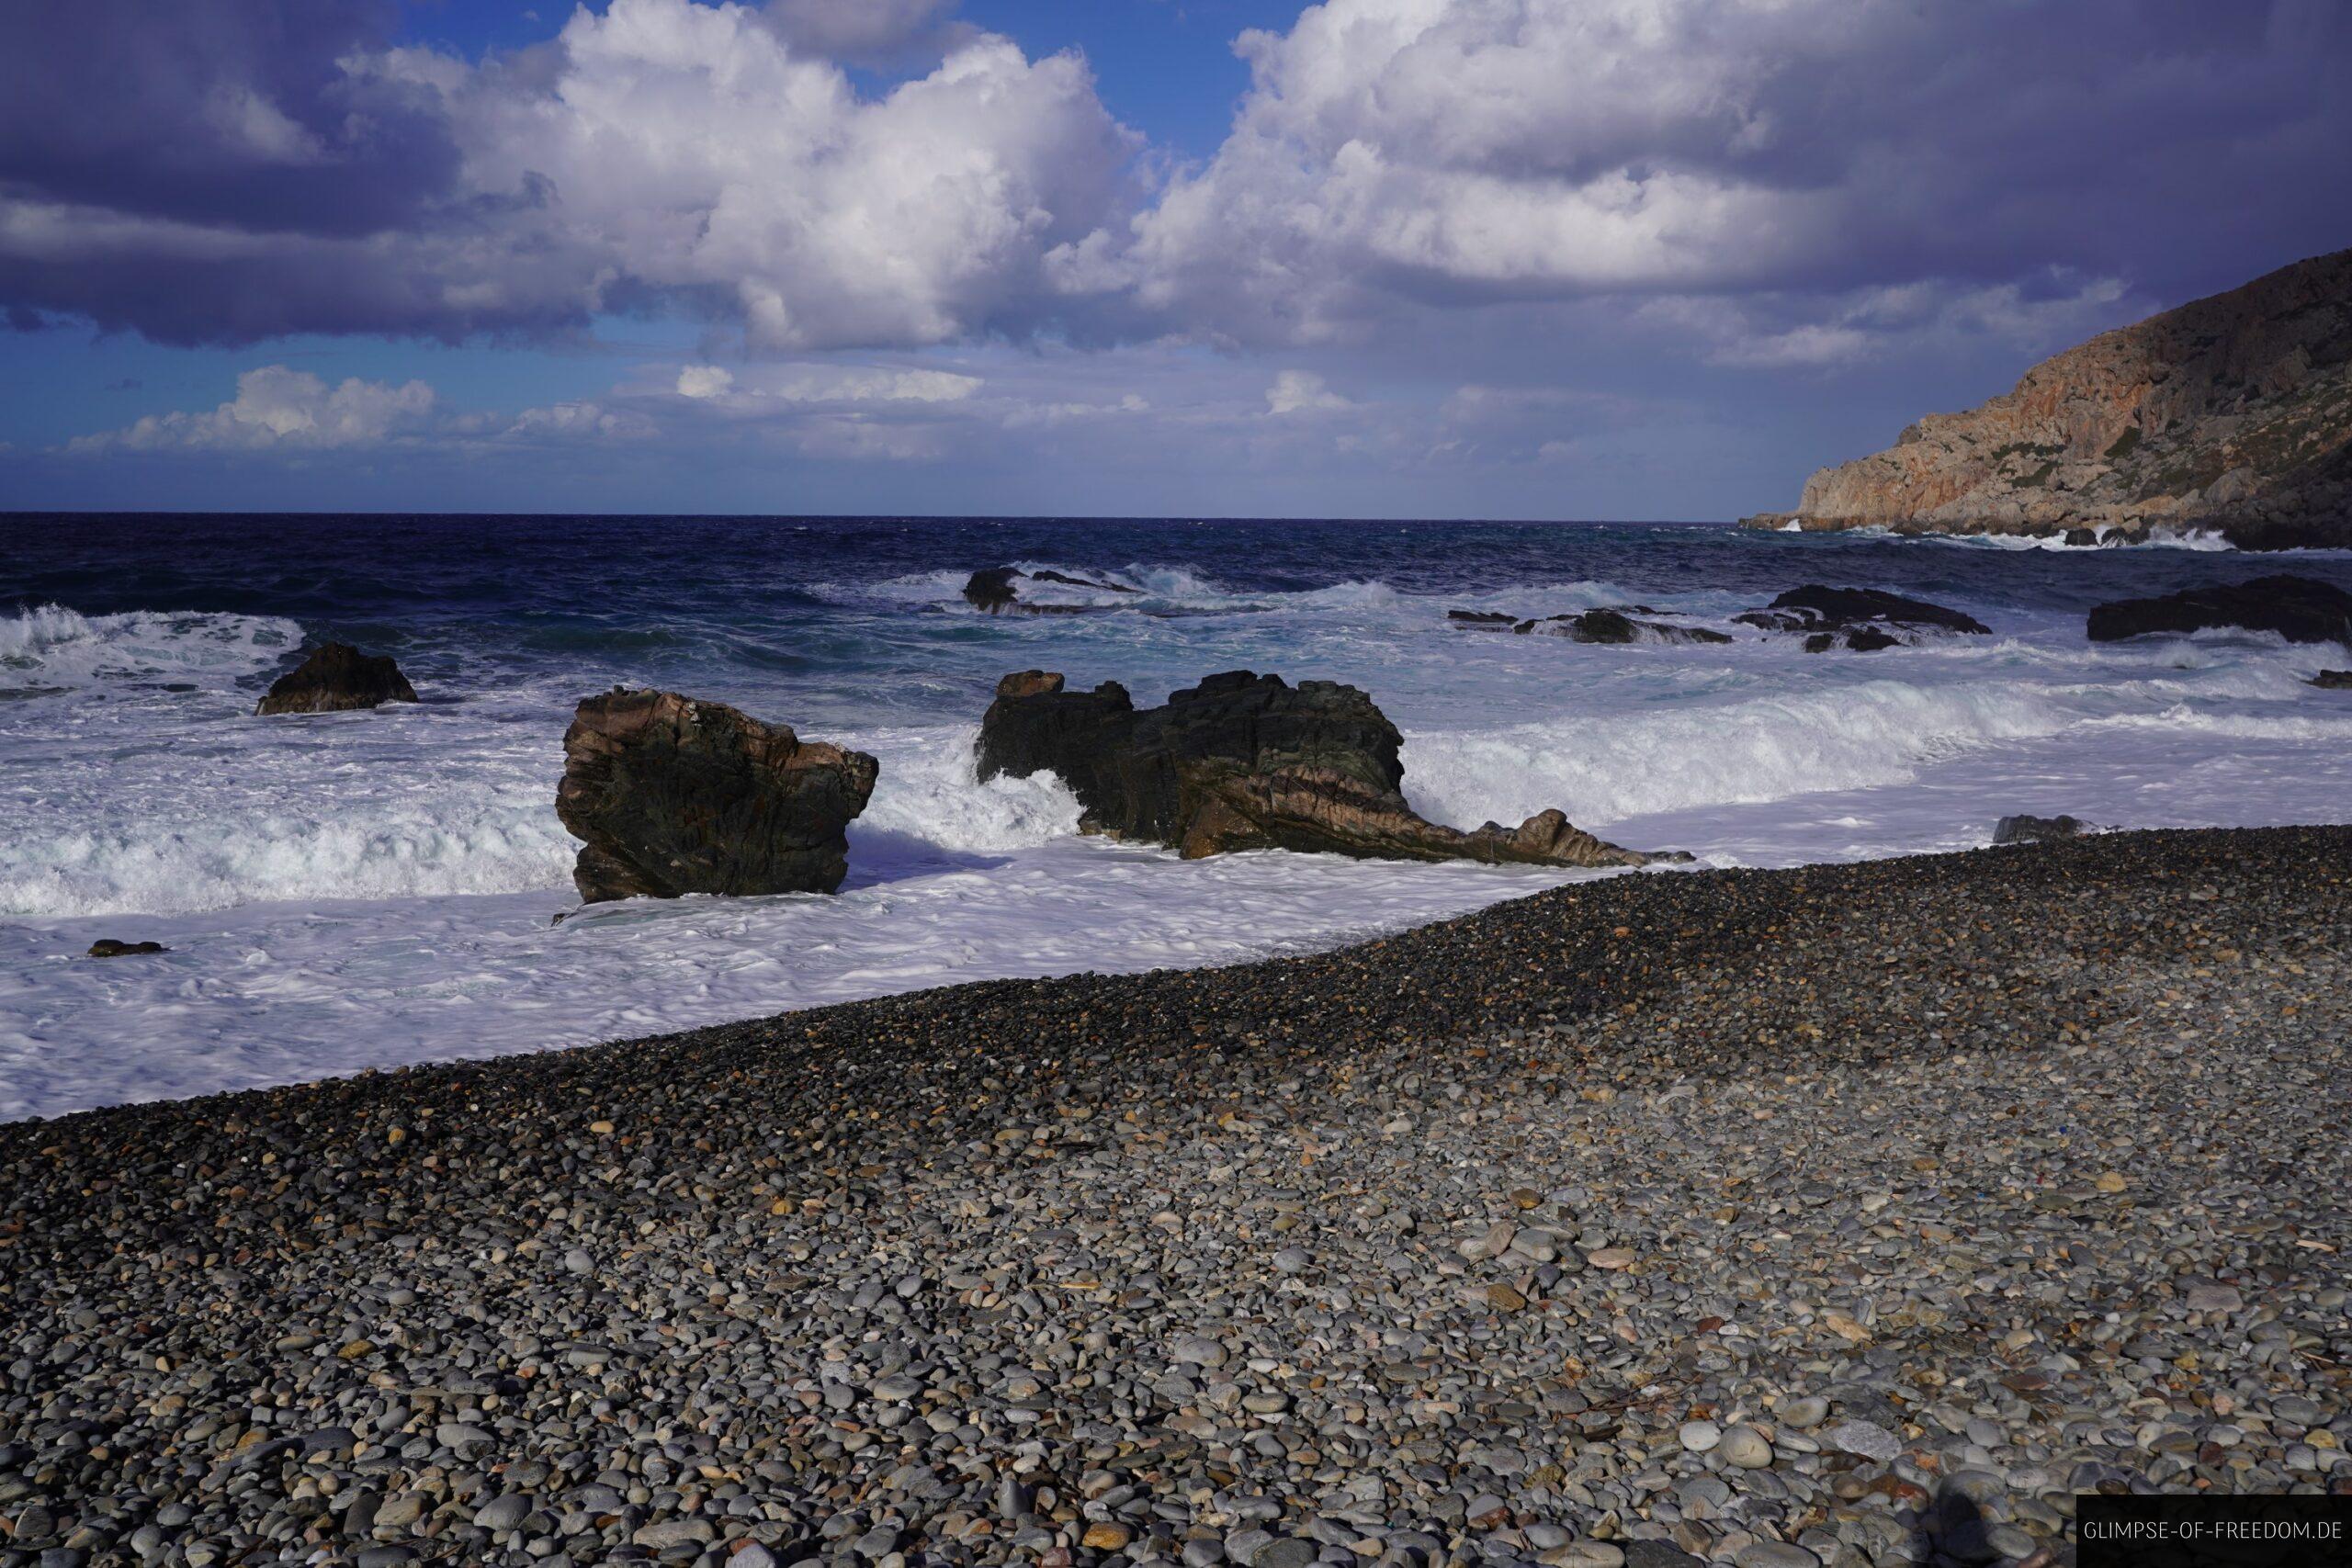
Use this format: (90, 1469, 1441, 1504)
(2, 0, 2347, 518)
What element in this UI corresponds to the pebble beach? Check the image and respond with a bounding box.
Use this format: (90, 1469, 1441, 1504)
(3, 826, 2347, 1568)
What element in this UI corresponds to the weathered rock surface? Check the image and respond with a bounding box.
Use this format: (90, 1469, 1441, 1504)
(961, 567, 1129, 615)
(2085, 574, 2352, 645)
(1742, 249, 2352, 547)
(254, 642, 419, 715)
(556, 689, 877, 905)
(978, 669, 1666, 866)
(1993, 814, 2088, 846)
(86, 939, 168, 958)
(1734, 586, 1990, 651)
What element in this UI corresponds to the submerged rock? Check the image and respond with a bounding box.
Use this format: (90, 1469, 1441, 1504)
(254, 642, 419, 715)
(1517, 608, 1733, 645)
(2310, 669, 2352, 688)
(87, 939, 169, 958)
(2086, 574, 2352, 645)
(1736, 585, 1990, 651)
(556, 689, 878, 905)
(978, 668, 1670, 867)
(1446, 610, 1516, 627)
(1993, 814, 2089, 845)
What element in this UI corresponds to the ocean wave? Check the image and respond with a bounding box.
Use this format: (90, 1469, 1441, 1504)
(0, 604, 302, 691)
(1400, 678, 2075, 829)
(0, 797, 575, 918)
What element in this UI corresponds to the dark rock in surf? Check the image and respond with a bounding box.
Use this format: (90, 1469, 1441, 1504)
(1736, 585, 1990, 651)
(2311, 670, 2352, 688)
(978, 669, 1670, 868)
(1030, 570, 1136, 593)
(254, 642, 419, 715)
(1516, 608, 1732, 646)
(87, 939, 169, 958)
(1446, 610, 1516, 627)
(962, 567, 1128, 615)
(1993, 814, 2089, 845)
(963, 568, 1022, 613)
(556, 689, 878, 905)
(2086, 575, 2352, 646)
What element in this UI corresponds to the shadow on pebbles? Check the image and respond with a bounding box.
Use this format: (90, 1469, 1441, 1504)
(1, 827, 2347, 1568)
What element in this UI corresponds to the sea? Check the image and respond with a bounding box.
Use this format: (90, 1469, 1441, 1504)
(5, 513, 2349, 1121)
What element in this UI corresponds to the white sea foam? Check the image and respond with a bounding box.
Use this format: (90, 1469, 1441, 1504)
(4, 575, 2348, 1122)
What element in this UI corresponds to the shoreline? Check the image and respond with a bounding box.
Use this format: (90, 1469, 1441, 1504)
(3, 825, 2348, 1564)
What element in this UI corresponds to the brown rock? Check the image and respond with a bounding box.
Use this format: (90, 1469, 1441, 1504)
(977, 670, 1668, 869)
(555, 689, 878, 905)
(87, 939, 168, 958)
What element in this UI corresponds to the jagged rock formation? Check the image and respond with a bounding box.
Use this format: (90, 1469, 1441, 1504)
(254, 642, 419, 715)
(2085, 574, 2352, 645)
(1742, 250, 2352, 548)
(556, 689, 878, 905)
(977, 669, 1670, 867)
(962, 567, 1135, 615)
(1734, 586, 1991, 652)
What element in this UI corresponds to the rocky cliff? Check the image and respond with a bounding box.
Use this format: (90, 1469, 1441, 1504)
(1742, 249, 2352, 548)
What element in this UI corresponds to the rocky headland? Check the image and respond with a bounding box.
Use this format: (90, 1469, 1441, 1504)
(2, 826, 2346, 1567)
(1741, 249, 2352, 548)
(976, 670, 1667, 868)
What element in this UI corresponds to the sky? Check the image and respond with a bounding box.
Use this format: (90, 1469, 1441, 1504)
(1, 0, 2346, 520)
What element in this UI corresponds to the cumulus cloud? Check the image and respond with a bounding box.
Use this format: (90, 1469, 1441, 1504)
(65, 367, 434, 453)
(0, 0, 1136, 348)
(1066, 0, 2352, 346)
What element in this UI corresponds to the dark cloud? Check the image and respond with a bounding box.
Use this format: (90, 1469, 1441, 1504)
(0, 0, 459, 237)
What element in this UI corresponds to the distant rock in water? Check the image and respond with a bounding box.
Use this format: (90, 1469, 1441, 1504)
(1734, 586, 1990, 651)
(556, 689, 878, 905)
(1516, 608, 1732, 646)
(962, 567, 1131, 615)
(1993, 814, 2089, 846)
(1739, 248, 2352, 549)
(978, 669, 1670, 868)
(254, 642, 419, 715)
(87, 939, 168, 958)
(2311, 670, 2352, 689)
(2086, 575, 2352, 645)
(1445, 610, 1516, 627)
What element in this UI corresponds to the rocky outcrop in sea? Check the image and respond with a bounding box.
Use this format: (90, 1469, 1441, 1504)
(254, 642, 419, 715)
(1734, 587, 1990, 652)
(555, 689, 878, 904)
(1741, 248, 2352, 548)
(2085, 574, 2352, 646)
(978, 670, 1667, 867)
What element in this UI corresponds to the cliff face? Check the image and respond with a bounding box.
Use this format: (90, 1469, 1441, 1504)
(1743, 250, 2352, 548)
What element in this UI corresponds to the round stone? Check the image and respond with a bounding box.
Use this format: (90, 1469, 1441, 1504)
(1718, 1426, 1774, 1468)
(1779, 1396, 1828, 1428)
(1679, 1420, 1723, 1453)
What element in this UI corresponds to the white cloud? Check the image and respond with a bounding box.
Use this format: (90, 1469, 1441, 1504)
(65, 367, 434, 453)
(369, 0, 1137, 350)
(1266, 369, 1351, 414)
(765, 0, 966, 63)
(677, 365, 736, 399)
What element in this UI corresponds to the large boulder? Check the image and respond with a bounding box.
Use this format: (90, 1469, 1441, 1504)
(1735, 586, 1990, 651)
(2086, 574, 2352, 645)
(977, 669, 1668, 868)
(254, 642, 419, 715)
(556, 689, 878, 905)
(1992, 814, 2089, 845)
